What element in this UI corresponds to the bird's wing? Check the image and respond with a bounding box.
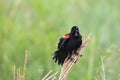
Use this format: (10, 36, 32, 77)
(57, 33, 70, 49)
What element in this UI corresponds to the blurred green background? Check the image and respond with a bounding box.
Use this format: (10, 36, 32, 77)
(0, 0, 120, 80)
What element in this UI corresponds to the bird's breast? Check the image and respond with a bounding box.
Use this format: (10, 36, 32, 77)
(65, 37, 82, 51)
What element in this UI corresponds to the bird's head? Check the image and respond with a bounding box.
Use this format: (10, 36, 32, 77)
(70, 26, 80, 37)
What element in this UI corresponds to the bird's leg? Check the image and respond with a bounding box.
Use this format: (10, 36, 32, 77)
(69, 51, 76, 63)
(70, 50, 82, 63)
(68, 52, 72, 60)
(67, 51, 74, 61)
(74, 50, 83, 57)
(70, 58, 76, 63)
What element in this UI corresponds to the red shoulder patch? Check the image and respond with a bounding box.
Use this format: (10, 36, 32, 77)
(63, 34, 70, 39)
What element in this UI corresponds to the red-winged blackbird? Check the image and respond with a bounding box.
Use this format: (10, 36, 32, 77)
(53, 26, 82, 65)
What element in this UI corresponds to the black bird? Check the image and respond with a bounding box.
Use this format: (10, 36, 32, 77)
(53, 26, 82, 65)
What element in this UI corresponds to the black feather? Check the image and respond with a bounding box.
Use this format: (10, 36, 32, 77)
(57, 38, 67, 49)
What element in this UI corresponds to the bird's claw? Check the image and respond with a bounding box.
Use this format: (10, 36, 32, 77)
(70, 58, 77, 63)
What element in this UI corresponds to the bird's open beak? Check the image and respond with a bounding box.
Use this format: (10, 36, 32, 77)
(75, 32, 78, 36)
(75, 30, 79, 32)
(75, 30, 79, 36)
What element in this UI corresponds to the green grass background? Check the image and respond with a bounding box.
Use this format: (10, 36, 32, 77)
(0, 0, 120, 80)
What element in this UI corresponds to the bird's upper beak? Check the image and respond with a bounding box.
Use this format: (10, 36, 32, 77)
(75, 30, 79, 32)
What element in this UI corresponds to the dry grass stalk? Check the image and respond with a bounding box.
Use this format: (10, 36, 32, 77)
(51, 76, 56, 80)
(13, 51, 28, 80)
(23, 51, 28, 79)
(42, 70, 53, 80)
(14, 66, 16, 80)
(42, 70, 58, 80)
(100, 56, 106, 80)
(59, 33, 92, 80)
(46, 71, 58, 80)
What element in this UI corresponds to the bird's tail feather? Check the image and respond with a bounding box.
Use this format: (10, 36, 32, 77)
(53, 50, 67, 65)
